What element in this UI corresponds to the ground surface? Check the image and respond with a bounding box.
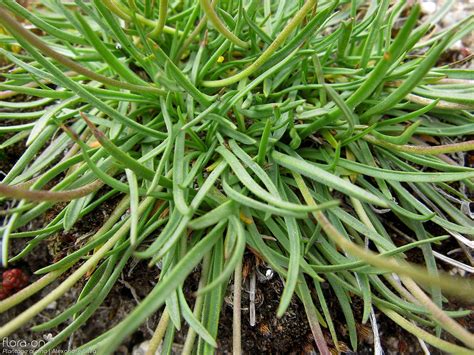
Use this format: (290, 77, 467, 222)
(0, 1, 473, 354)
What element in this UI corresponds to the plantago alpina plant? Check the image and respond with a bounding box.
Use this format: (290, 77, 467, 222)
(0, 0, 473, 353)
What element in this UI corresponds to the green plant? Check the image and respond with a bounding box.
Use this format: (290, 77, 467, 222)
(0, 0, 473, 353)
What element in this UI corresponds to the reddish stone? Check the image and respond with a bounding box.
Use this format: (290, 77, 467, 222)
(2, 268, 29, 291)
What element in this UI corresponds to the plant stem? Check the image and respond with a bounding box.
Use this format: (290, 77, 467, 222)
(364, 135, 474, 155)
(381, 307, 473, 354)
(232, 258, 242, 355)
(0, 180, 103, 202)
(406, 93, 474, 110)
(201, 0, 317, 87)
(0, 8, 164, 95)
(182, 253, 212, 355)
(102, 0, 178, 35)
(200, 0, 248, 49)
(146, 309, 170, 355)
(149, 0, 168, 38)
(401, 276, 474, 349)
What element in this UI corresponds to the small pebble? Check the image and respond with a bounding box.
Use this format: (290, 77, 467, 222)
(132, 340, 155, 355)
(46, 301, 57, 310)
(420, 1, 437, 15)
(450, 39, 464, 51)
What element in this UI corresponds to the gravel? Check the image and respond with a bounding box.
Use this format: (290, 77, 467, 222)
(421, 0, 474, 49)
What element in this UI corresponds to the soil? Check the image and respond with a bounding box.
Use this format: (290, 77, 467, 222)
(0, 128, 471, 350)
(2, 193, 463, 354)
(0, 235, 426, 354)
(1, 1, 473, 354)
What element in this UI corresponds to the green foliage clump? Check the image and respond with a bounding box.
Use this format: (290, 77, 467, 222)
(0, 0, 473, 353)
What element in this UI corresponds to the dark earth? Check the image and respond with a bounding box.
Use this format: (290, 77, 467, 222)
(1, 1, 474, 353)
(1, 180, 471, 354)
